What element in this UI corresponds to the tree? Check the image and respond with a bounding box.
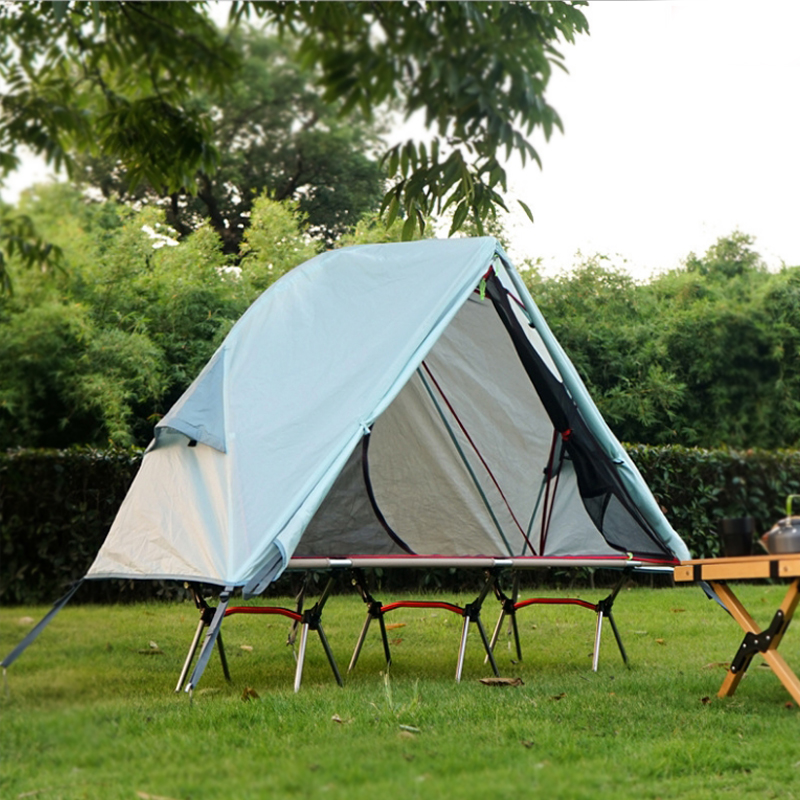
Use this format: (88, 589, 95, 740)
(1, 1, 589, 242)
(527, 236, 800, 450)
(0, 184, 321, 448)
(72, 29, 387, 251)
(0, 174, 431, 449)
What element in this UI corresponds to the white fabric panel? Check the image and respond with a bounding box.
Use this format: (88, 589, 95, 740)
(295, 440, 407, 557)
(420, 294, 550, 548)
(87, 431, 230, 582)
(370, 370, 510, 554)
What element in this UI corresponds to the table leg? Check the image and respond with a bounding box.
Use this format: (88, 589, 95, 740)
(711, 579, 800, 704)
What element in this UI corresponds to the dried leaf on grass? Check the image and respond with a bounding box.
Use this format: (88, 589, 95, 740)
(479, 677, 524, 687)
(138, 641, 163, 655)
(655, 638, 666, 645)
(703, 662, 731, 670)
(136, 792, 183, 800)
(550, 692, 567, 701)
(241, 687, 260, 701)
(385, 622, 406, 630)
(700, 696, 712, 705)
(331, 714, 352, 724)
(240, 645, 254, 652)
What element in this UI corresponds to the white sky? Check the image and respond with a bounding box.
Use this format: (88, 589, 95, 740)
(502, 0, 800, 278)
(3, 0, 799, 280)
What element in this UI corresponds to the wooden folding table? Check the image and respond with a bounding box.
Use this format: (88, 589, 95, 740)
(674, 554, 800, 704)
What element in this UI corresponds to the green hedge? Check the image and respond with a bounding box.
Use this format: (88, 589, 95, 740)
(0, 448, 147, 604)
(2, 445, 799, 604)
(627, 445, 800, 558)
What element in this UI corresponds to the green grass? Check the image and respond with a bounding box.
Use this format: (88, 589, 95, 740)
(1, 584, 799, 800)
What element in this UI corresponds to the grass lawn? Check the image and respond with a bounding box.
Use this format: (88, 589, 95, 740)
(1, 582, 799, 799)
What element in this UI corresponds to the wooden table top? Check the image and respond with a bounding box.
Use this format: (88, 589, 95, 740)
(674, 553, 800, 582)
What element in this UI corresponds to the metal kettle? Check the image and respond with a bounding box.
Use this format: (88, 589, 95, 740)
(762, 495, 800, 555)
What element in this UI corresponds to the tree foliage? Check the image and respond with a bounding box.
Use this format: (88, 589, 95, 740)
(0, 183, 419, 449)
(527, 234, 800, 449)
(72, 29, 387, 251)
(0, 1, 589, 248)
(0, 184, 307, 447)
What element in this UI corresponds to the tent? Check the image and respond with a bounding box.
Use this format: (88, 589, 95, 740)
(3, 237, 690, 687)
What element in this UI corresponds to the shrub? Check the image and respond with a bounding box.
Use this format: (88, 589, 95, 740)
(627, 444, 800, 558)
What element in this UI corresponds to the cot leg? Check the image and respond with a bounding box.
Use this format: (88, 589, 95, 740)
(488, 608, 507, 655)
(349, 614, 372, 673)
(593, 572, 630, 669)
(175, 617, 207, 693)
(294, 622, 310, 693)
(592, 608, 604, 673)
(455, 615, 471, 683)
(216, 631, 231, 682)
(377, 612, 392, 666)
(488, 572, 523, 663)
(606, 608, 628, 665)
(475, 615, 500, 677)
(176, 585, 232, 692)
(293, 575, 343, 691)
(349, 571, 392, 672)
(316, 624, 344, 687)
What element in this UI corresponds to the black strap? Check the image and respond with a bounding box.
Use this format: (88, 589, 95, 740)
(1, 579, 85, 669)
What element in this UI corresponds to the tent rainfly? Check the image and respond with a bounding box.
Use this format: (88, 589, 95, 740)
(3, 237, 691, 688)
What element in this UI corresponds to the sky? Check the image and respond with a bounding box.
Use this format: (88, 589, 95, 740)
(500, 0, 800, 278)
(3, 0, 799, 281)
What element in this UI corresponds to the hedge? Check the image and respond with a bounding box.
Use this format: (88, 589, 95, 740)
(1, 445, 799, 604)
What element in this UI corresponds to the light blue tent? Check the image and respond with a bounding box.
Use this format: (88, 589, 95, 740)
(3, 237, 690, 688)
